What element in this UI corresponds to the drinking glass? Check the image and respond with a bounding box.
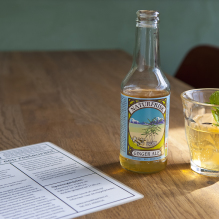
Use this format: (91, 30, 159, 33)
(181, 88, 219, 176)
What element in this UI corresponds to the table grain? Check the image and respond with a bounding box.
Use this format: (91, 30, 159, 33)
(0, 50, 218, 219)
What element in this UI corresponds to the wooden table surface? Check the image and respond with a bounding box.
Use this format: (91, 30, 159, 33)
(0, 50, 218, 219)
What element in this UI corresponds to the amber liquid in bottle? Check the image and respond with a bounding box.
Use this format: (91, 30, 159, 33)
(120, 89, 169, 173)
(120, 10, 170, 174)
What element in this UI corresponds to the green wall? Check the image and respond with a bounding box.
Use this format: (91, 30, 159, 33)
(1, 0, 219, 76)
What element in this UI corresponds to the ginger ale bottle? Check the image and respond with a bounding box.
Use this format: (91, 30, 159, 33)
(120, 10, 170, 173)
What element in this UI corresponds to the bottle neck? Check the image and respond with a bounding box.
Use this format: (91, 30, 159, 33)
(133, 22, 160, 71)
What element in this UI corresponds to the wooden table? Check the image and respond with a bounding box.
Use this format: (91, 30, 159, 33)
(0, 50, 218, 219)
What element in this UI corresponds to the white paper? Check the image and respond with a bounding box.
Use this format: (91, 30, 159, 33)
(0, 142, 143, 219)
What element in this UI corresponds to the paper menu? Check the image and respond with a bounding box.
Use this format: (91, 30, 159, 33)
(0, 142, 143, 219)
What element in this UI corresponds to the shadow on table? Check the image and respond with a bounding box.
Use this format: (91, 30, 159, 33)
(165, 162, 219, 193)
(95, 161, 219, 195)
(94, 161, 133, 177)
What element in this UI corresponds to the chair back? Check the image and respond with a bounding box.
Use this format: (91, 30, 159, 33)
(175, 45, 219, 88)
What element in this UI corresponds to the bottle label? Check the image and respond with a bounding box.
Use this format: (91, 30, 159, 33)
(120, 94, 170, 161)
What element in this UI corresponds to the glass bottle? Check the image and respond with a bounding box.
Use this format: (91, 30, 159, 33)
(120, 10, 170, 173)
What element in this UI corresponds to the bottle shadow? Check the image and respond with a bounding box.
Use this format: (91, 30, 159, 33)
(94, 161, 219, 196)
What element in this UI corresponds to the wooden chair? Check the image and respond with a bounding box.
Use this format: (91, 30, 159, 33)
(175, 45, 219, 88)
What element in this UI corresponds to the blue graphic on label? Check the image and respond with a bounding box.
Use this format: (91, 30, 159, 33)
(120, 94, 170, 161)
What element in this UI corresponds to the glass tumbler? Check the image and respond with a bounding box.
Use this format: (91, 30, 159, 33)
(181, 88, 219, 176)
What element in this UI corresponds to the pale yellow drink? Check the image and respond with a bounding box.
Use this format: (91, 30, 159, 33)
(186, 113, 219, 171)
